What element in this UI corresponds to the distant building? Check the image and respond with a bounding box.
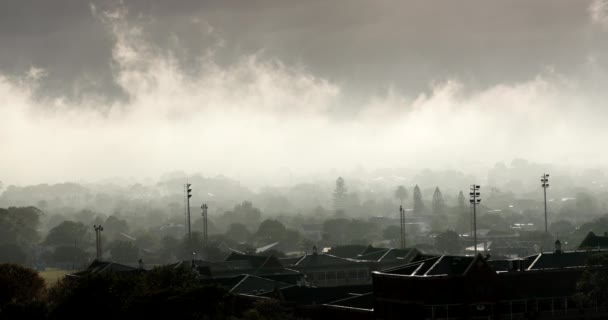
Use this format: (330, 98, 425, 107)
(373, 244, 608, 319)
(578, 231, 608, 250)
(284, 246, 422, 287)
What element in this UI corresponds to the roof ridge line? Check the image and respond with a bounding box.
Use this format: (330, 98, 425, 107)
(424, 255, 444, 276)
(527, 253, 543, 270)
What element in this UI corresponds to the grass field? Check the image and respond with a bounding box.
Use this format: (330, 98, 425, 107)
(39, 269, 72, 286)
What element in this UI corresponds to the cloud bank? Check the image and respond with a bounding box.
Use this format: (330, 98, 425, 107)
(1, 3, 608, 186)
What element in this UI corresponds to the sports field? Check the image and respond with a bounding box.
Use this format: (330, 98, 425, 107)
(39, 269, 72, 286)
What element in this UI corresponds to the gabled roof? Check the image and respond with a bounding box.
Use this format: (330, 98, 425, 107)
(256, 242, 280, 253)
(324, 292, 374, 311)
(293, 253, 361, 267)
(578, 232, 608, 250)
(526, 251, 594, 270)
(259, 284, 372, 305)
(359, 245, 387, 257)
(225, 252, 284, 269)
(69, 260, 140, 277)
(229, 274, 292, 295)
(377, 254, 497, 277)
(326, 245, 369, 259)
(425, 255, 476, 276)
(355, 248, 419, 263)
(379, 256, 441, 275)
(279, 256, 304, 266)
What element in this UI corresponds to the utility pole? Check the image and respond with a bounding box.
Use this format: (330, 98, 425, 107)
(399, 205, 406, 249)
(469, 185, 481, 256)
(541, 173, 550, 233)
(94, 225, 103, 261)
(201, 203, 208, 243)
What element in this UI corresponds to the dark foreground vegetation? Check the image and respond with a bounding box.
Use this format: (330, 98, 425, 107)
(0, 263, 304, 320)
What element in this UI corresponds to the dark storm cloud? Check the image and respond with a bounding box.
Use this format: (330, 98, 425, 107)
(2, 0, 608, 186)
(0, 0, 604, 101)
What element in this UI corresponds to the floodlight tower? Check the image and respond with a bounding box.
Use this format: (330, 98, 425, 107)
(201, 203, 208, 243)
(469, 185, 481, 255)
(399, 205, 406, 249)
(94, 225, 104, 261)
(541, 173, 550, 233)
(185, 183, 193, 241)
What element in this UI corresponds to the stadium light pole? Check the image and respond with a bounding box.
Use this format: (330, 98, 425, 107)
(201, 203, 208, 243)
(541, 173, 550, 233)
(399, 205, 406, 249)
(94, 225, 103, 261)
(469, 185, 481, 255)
(185, 183, 193, 240)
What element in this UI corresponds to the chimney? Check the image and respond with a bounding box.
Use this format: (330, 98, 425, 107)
(138, 259, 144, 270)
(312, 245, 318, 255)
(554, 239, 562, 254)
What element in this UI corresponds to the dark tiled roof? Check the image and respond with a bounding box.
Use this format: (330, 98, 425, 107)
(279, 256, 304, 266)
(260, 284, 372, 305)
(425, 256, 475, 276)
(69, 260, 140, 277)
(379, 256, 441, 275)
(326, 245, 369, 259)
(378, 254, 497, 277)
(294, 253, 361, 267)
(526, 251, 593, 270)
(359, 245, 387, 257)
(225, 252, 284, 269)
(324, 292, 374, 310)
(355, 248, 418, 263)
(229, 274, 292, 295)
(578, 232, 608, 250)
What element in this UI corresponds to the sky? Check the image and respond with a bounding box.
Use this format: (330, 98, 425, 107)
(1, 0, 608, 186)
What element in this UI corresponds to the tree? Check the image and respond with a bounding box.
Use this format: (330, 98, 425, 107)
(382, 225, 401, 242)
(221, 201, 262, 230)
(0, 244, 27, 264)
(456, 191, 470, 234)
(394, 186, 408, 205)
(110, 241, 139, 264)
(159, 236, 180, 262)
(225, 223, 251, 243)
(435, 230, 461, 254)
(323, 218, 349, 244)
(576, 253, 608, 307)
(104, 215, 130, 240)
(413, 185, 424, 215)
(333, 177, 348, 213)
(457, 191, 466, 211)
(256, 219, 287, 242)
(45, 221, 91, 248)
(431, 187, 445, 215)
(50, 246, 88, 267)
(0, 264, 45, 308)
(550, 220, 575, 237)
(0, 207, 42, 248)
